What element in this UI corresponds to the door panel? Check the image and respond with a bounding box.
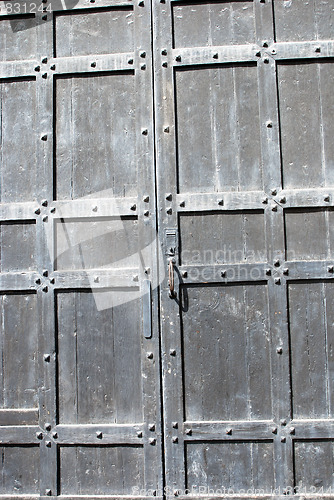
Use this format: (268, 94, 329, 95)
(153, 0, 334, 497)
(0, 0, 162, 498)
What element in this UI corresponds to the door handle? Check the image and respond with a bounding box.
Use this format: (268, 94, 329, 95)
(168, 259, 175, 298)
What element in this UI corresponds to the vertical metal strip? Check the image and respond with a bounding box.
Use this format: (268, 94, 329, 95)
(135, 0, 164, 494)
(35, 7, 58, 496)
(152, 0, 186, 495)
(255, 0, 293, 492)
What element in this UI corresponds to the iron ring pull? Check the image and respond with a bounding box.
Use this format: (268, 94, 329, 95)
(168, 260, 175, 297)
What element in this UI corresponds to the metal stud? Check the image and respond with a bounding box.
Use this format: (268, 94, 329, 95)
(138, 0, 144, 5)
(45, 423, 51, 431)
(162, 62, 168, 67)
(50, 278, 55, 284)
(43, 270, 48, 276)
(185, 428, 192, 435)
(149, 424, 155, 431)
(146, 352, 153, 359)
(140, 51, 146, 58)
(141, 64, 146, 70)
(172, 422, 178, 429)
(263, 57, 270, 64)
(137, 431, 143, 438)
(164, 126, 170, 133)
(166, 193, 172, 201)
(262, 197, 268, 204)
(221, 270, 226, 278)
(179, 201, 185, 207)
(289, 427, 295, 435)
(50, 64, 56, 71)
(182, 271, 187, 278)
(41, 134, 48, 141)
(175, 55, 181, 62)
(280, 197, 286, 203)
(281, 419, 287, 426)
(44, 354, 51, 362)
(35, 278, 41, 285)
(128, 59, 134, 65)
(271, 189, 277, 196)
(42, 285, 48, 292)
(42, 14, 47, 20)
(172, 436, 178, 443)
(281, 437, 286, 443)
(272, 427, 277, 434)
(277, 346, 283, 354)
(143, 195, 149, 202)
(46, 441, 52, 447)
(226, 428, 232, 435)
(91, 61, 96, 68)
(36, 432, 43, 440)
(42, 57, 48, 64)
(324, 195, 330, 202)
(272, 205, 277, 212)
(266, 120, 273, 128)
(45, 489, 52, 496)
(35, 208, 41, 215)
(274, 278, 281, 285)
(170, 349, 176, 356)
(34, 66, 40, 72)
(96, 431, 102, 439)
(328, 265, 334, 273)
(144, 211, 149, 217)
(149, 438, 156, 445)
(42, 73, 48, 79)
(92, 205, 98, 212)
(266, 268, 271, 276)
(52, 432, 58, 439)
(131, 204, 137, 211)
(42, 215, 48, 222)
(50, 207, 56, 213)
(283, 268, 289, 275)
(218, 199, 224, 206)
(161, 49, 167, 56)
(166, 207, 172, 215)
(142, 129, 148, 135)
(274, 259, 280, 267)
(213, 53, 218, 59)
(315, 46, 321, 53)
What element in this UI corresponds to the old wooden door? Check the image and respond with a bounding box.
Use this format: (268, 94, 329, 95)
(154, 0, 334, 498)
(0, 0, 163, 497)
(1, 0, 334, 498)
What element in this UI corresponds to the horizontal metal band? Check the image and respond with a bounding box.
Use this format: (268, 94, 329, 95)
(272, 40, 334, 61)
(55, 423, 144, 445)
(0, 273, 37, 291)
(0, 60, 36, 79)
(54, 269, 140, 289)
(52, 53, 135, 75)
(59, 497, 161, 500)
(183, 420, 275, 441)
(178, 264, 268, 284)
(0, 425, 39, 444)
(0, 202, 38, 221)
(172, 45, 258, 67)
(52, 196, 138, 218)
(176, 191, 265, 212)
(285, 261, 334, 280)
(291, 419, 334, 440)
(0, 409, 38, 426)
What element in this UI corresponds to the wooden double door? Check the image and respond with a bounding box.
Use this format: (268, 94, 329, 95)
(1, 0, 334, 498)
